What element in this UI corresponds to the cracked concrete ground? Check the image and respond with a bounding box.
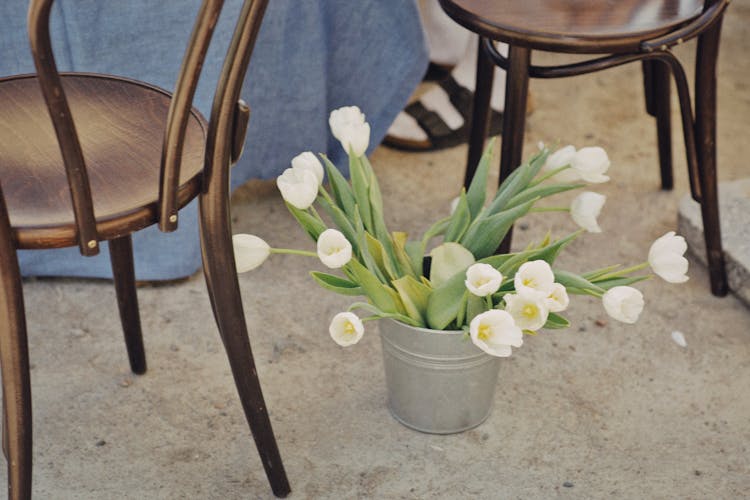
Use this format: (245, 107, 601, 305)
(3, 3, 750, 498)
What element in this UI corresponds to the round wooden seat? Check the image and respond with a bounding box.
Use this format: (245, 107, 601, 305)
(439, 0, 704, 53)
(0, 73, 207, 248)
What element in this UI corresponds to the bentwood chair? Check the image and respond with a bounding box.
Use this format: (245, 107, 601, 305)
(0, 0, 291, 497)
(441, 0, 730, 297)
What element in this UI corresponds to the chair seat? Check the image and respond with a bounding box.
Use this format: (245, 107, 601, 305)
(440, 0, 704, 53)
(0, 73, 207, 249)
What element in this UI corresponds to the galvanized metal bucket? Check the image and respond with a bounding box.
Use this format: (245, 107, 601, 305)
(379, 319, 501, 434)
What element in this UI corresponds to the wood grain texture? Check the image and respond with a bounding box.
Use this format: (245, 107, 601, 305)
(439, 0, 704, 52)
(0, 73, 207, 249)
(1, 1, 291, 497)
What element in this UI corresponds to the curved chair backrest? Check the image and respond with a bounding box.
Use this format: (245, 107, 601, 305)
(27, 0, 268, 256)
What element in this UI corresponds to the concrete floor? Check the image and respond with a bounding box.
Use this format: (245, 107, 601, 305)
(4, 4, 750, 499)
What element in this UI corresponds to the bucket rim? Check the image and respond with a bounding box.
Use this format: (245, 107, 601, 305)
(380, 317, 463, 336)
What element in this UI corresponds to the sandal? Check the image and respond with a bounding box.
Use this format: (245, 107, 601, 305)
(383, 75, 503, 152)
(423, 62, 453, 82)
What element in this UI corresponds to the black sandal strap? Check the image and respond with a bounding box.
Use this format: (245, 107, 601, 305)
(423, 62, 453, 82)
(403, 101, 454, 141)
(438, 76, 475, 123)
(438, 75, 504, 136)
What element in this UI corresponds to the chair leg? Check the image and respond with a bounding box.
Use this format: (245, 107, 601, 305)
(648, 60, 674, 190)
(198, 193, 290, 497)
(464, 37, 496, 189)
(497, 45, 531, 254)
(642, 60, 655, 116)
(108, 235, 147, 374)
(694, 18, 728, 297)
(0, 199, 33, 499)
(2, 388, 8, 460)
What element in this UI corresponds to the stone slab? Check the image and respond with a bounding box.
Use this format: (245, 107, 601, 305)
(678, 178, 750, 307)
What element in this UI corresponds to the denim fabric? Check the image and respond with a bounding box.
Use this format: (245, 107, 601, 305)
(0, 0, 428, 279)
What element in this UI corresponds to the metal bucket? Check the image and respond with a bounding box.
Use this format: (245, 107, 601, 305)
(379, 319, 501, 434)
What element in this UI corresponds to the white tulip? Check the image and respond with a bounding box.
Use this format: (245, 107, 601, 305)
(232, 234, 270, 273)
(544, 145, 576, 170)
(648, 231, 689, 283)
(513, 260, 555, 298)
(465, 263, 503, 297)
(277, 167, 319, 210)
(329, 312, 364, 347)
(543, 145, 581, 183)
(328, 106, 370, 157)
(546, 283, 570, 312)
(570, 191, 606, 233)
(316, 229, 352, 269)
(291, 151, 324, 186)
(571, 146, 610, 183)
(329, 106, 364, 140)
(504, 291, 550, 331)
(469, 310, 523, 357)
(602, 286, 644, 324)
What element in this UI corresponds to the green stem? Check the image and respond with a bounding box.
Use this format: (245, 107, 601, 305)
(317, 186, 335, 207)
(308, 204, 325, 223)
(270, 248, 318, 258)
(485, 295, 493, 310)
(593, 262, 649, 281)
(529, 206, 570, 213)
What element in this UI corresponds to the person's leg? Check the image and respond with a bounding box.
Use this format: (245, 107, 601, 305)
(384, 0, 508, 151)
(419, 0, 471, 67)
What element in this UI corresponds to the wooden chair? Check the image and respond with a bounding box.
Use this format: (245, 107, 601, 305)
(440, 0, 731, 296)
(0, 0, 290, 497)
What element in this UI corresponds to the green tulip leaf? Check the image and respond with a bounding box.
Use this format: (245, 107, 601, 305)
(405, 240, 425, 278)
(317, 196, 359, 256)
(320, 154, 356, 217)
(444, 189, 472, 242)
(426, 267, 469, 330)
(285, 202, 326, 241)
(429, 242, 475, 288)
(347, 258, 401, 314)
(460, 199, 536, 259)
(485, 149, 550, 216)
(506, 183, 585, 209)
(366, 232, 397, 280)
(392, 275, 432, 326)
(465, 293, 487, 324)
(465, 140, 494, 218)
(554, 270, 606, 294)
(347, 302, 421, 327)
(349, 154, 373, 232)
(391, 232, 419, 278)
(544, 313, 570, 329)
(592, 275, 650, 290)
(310, 272, 363, 296)
(582, 264, 622, 281)
(530, 230, 583, 265)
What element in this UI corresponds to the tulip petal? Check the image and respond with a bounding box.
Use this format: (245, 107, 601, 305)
(329, 312, 364, 346)
(602, 286, 644, 324)
(232, 234, 270, 273)
(648, 231, 690, 283)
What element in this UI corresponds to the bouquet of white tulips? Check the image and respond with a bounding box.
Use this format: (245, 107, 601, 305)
(233, 106, 689, 357)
